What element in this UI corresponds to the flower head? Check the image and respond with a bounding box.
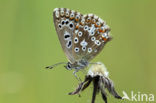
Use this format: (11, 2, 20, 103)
(69, 62, 122, 103)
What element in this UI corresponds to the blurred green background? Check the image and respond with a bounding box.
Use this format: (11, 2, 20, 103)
(0, 0, 156, 103)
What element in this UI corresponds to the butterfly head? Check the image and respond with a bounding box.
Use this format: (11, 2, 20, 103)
(65, 62, 73, 70)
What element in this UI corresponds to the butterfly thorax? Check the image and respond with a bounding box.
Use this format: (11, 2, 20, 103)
(66, 59, 89, 70)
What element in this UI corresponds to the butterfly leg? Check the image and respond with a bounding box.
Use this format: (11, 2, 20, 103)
(73, 70, 82, 82)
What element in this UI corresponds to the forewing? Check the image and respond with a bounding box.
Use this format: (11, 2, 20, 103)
(53, 8, 79, 63)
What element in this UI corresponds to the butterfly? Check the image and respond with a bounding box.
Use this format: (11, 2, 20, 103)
(46, 8, 112, 75)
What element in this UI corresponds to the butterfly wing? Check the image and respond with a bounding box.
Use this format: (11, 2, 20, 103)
(72, 14, 112, 62)
(53, 8, 111, 64)
(53, 8, 82, 64)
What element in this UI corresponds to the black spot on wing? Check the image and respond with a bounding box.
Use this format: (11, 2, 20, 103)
(64, 35, 70, 39)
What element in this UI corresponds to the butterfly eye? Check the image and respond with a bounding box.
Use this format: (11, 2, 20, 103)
(74, 37, 79, 43)
(74, 47, 79, 52)
(78, 31, 83, 37)
(67, 63, 72, 69)
(91, 36, 96, 41)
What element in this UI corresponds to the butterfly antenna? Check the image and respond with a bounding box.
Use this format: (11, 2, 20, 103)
(45, 62, 67, 69)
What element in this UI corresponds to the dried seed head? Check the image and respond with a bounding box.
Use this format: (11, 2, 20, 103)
(69, 62, 122, 103)
(88, 62, 109, 77)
